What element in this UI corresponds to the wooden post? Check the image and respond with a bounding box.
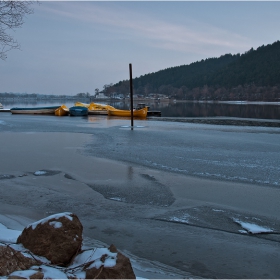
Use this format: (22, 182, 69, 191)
(129, 63, 134, 130)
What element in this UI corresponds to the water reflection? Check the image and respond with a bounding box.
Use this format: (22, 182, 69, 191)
(1, 99, 279, 119)
(106, 100, 280, 119)
(127, 166, 133, 180)
(160, 102, 280, 119)
(87, 116, 102, 123)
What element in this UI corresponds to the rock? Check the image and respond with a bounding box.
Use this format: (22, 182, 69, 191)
(17, 212, 83, 266)
(3, 213, 136, 279)
(85, 244, 136, 279)
(0, 245, 41, 276)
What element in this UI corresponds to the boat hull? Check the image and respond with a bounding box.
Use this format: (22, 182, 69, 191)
(55, 105, 69, 116)
(88, 110, 108, 115)
(10, 106, 60, 114)
(108, 107, 148, 118)
(74, 102, 90, 108)
(75, 102, 108, 115)
(69, 106, 88, 116)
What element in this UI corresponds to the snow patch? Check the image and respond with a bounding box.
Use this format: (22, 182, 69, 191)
(28, 212, 73, 230)
(31, 265, 68, 279)
(9, 269, 39, 279)
(49, 221, 63, 229)
(233, 218, 274, 234)
(169, 214, 190, 224)
(212, 209, 225, 212)
(69, 248, 117, 270)
(0, 223, 21, 243)
(147, 160, 187, 172)
(109, 197, 123, 201)
(34, 170, 47, 176)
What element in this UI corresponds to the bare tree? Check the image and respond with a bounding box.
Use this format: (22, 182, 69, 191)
(0, 0, 34, 60)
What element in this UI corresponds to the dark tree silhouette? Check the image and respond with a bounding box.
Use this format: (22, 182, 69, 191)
(107, 41, 280, 101)
(0, 1, 34, 60)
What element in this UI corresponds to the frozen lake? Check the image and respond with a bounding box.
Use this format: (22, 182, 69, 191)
(0, 112, 279, 188)
(1, 112, 280, 278)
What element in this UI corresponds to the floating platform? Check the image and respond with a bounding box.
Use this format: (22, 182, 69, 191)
(137, 103, 161, 117)
(147, 111, 161, 117)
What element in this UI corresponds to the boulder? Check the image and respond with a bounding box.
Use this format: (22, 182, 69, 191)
(0, 245, 41, 276)
(17, 212, 83, 266)
(85, 244, 136, 279)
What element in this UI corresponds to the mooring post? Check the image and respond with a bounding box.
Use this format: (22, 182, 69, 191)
(129, 63, 134, 130)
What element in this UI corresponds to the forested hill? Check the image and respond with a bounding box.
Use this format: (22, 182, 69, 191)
(134, 53, 240, 90)
(206, 41, 280, 87)
(109, 41, 280, 101)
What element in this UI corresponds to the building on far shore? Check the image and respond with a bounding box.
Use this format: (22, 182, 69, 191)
(94, 92, 109, 100)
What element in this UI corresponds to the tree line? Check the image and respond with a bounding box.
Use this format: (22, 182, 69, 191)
(0, 92, 91, 99)
(106, 41, 280, 101)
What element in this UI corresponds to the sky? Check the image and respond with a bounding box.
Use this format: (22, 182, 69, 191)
(1, 1, 280, 96)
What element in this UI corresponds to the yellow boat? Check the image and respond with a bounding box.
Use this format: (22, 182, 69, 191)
(88, 102, 114, 111)
(55, 104, 69, 116)
(75, 102, 114, 112)
(75, 102, 114, 115)
(108, 107, 148, 118)
(74, 102, 90, 108)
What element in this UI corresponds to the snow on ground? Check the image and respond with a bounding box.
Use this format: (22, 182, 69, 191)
(0, 222, 21, 243)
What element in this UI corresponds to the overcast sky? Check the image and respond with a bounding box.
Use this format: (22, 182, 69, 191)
(1, 1, 280, 96)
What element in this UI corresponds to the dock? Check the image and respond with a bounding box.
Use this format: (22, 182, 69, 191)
(136, 103, 161, 117)
(147, 110, 161, 117)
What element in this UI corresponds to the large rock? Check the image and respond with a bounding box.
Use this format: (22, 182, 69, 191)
(0, 245, 41, 276)
(84, 244, 136, 279)
(17, 212, 83, 266)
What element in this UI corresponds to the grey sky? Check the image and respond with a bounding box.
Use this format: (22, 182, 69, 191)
(1, 1, 280, 95)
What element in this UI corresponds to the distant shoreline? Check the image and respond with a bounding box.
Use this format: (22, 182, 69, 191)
(1, 96, 280, 105)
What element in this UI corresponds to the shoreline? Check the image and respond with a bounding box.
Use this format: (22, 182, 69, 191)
(1, 109, 280, 128)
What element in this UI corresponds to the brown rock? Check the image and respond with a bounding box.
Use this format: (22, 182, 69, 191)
(85, 244, 136, 279)
(0, 245, 41, 276)
(17, 212, 83, 266)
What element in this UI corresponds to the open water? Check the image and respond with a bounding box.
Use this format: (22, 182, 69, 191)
(1, 99, 280, 119)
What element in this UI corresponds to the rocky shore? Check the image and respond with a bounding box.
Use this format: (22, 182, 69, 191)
(0, 213, 136, 279)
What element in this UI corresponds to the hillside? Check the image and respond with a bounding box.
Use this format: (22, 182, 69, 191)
(108, 41, 280, 101)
